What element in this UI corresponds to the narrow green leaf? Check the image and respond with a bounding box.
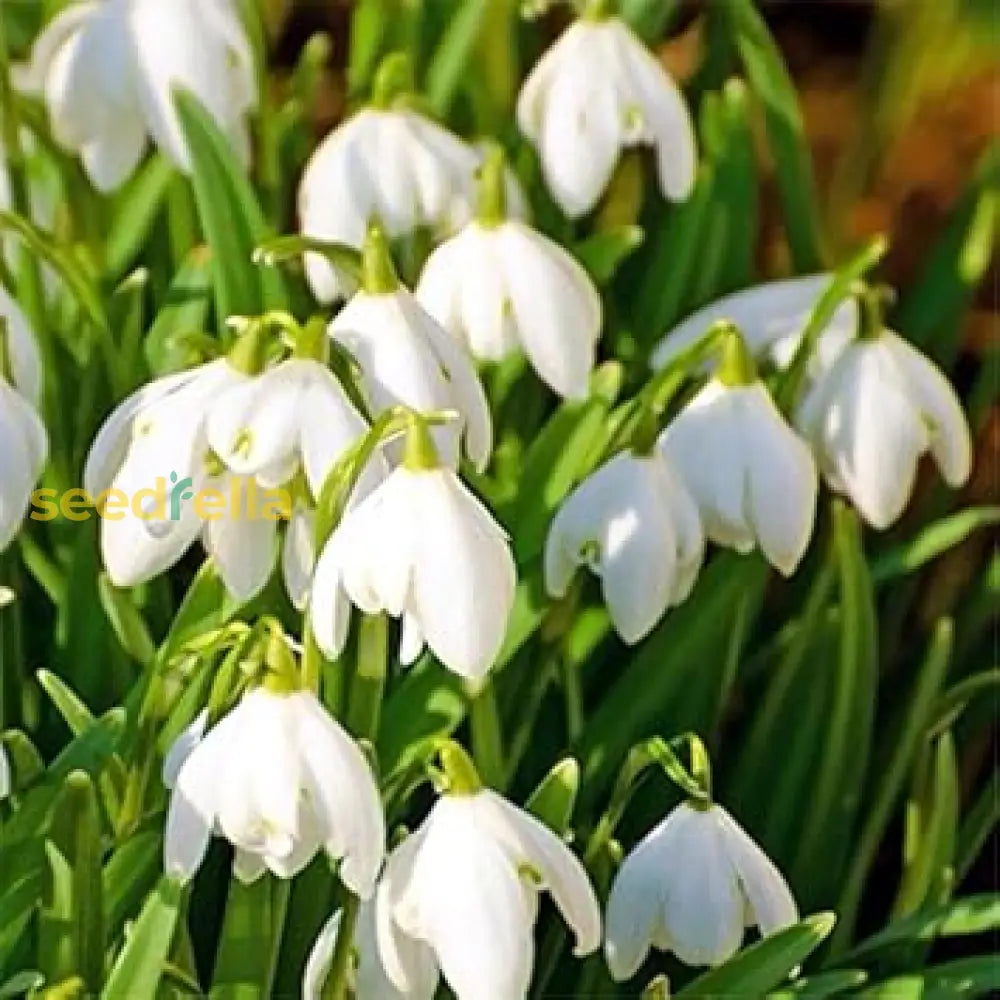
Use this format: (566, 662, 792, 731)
(105, 154, 176, 279)
(677, 913, 836, 998)
(769, 970, 868, 999)
(727, 0, 824, 271)
(573, 226, 645, 286)
(144, 247, 214, 376)
(526, 758, 580, 835)
(102, 831, 162, 937)
(426, 0, 490, 117)
(843, 894, 1000, 964)
(101, 877, 184, 1000)
(253, 234, 362, 277)
(956, 769, 1000, 882)
(618, 0, 681, 40)
(792, 503, 877, 901)
(38, 772, 104, 992)
(855, 955, 1000, 1000)
(173, 89, 287, 320)
(210, 875, 290, 1000)
(37, 670, 96, 737)
(98, 575, 156, 667)
(870, 506, 1000, 583)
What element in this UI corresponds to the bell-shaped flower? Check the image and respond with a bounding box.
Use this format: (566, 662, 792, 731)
(329, 223, 492, 470)
(304, 901, 438, 1000)
(299, 55, 525, 303)
(205, 340, 377, 502)
(650, 274, 859, 377)
(416, 147, 602, 399)
(28, 0, 256, 191)
(545, 446, 703, 643)
(376, 744, 601, 1000)
(796, 294, 972, 529)
(517, 11, 696, 218)
(310, 419, 515, 680)
(164, 636, 385, 893)
(0, 291, 48, 553)
(605, 800, 797, 975)
(659, 328, 817, 575)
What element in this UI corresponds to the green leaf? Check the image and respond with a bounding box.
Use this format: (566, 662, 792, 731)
(37, 670, 97, 738)
(144, 247, 214, 375)
(100, 877, 184, 1000)
(573, 226, 644, 286)
(426, 0, 490, 117)
(253, 234, 362, 278)
(956, 769, 1000, 882)
(870, 507, 1000, 583)
(791, 503, 878, 903)
(855, 956, 1000, 1000)
(103, 831, 162, 937)
(173, 89, 287, 320)
(98, 575, 156, 667)
(0, 209, 109, 333)
(726, 0, 824, 271)
(526, 758, 580, 835)
(105, 154, 176, 279)
(618, 0, 681, 40)
(676, 913, 836, 999)
(769, 970, 868, 999)
(210, 875, 290, 1000)
(843, 894, 1000, 965)
(38, 772, 104, 992)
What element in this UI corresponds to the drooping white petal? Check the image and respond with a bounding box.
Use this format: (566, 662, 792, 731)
(162, 710, 209, 789)
(203, 478, 278, 602)
(714, 806, 798, 937)
(397, 798, 535, 1000)
(1, 286, 42, 404)
(476, 791, 602, 957)
(882, 331, 972, 487)
(496, 221, 602, 399)
(407, 471, 516, 679)
(0, 382, 48, 552)
(308, 535, 353, 659)
(282, 505, 316, 612)
(295, 692, 385, 898)
(650, 274, 858, 374)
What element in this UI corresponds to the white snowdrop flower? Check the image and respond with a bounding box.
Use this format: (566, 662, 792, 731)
(310, 419, 515, 680)
(416, 147, 602, 399)
(304, 902, 438, 1000)
(162, 710, 209, 790)
(299, 55, 525, 303)
(164, 640, 385, 893)
(206, 352, 375, 503)
(376, 744, 601, 1000)
(605, 800, 797, 976)
(28, 0, 256, 192)
(282, 503, 317, 612)
(650, 274, 859, 377)
(797, 293, 972, 530)
(545, 447, 703, 643)
(329, 223, 492, 470)
(517, 10, 696, 218)
(0, 291, 48, 553)
(659, 327, 818, 575)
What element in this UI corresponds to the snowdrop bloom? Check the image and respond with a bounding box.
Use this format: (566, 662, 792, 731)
(311, 420, 515, 680)
(164, 658, 384, 892)
(659, 328, 817, 575)
(304, 902, 438, 1000)
(330, 224, 492, 470)
(650, 274, 859, 377)
(299, 55, 525, 302)
(517, 11, 696, 218)
(0, 291, 47, 553)
(417, 148, 602, 399)
(605, 801, 797, 975)
(545, 448, 703, 643)
(376, 744, 601, 1000)
(28, 0, 255, 192)
(797, 296, 972, 530)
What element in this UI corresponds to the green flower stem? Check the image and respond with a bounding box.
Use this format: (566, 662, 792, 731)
(715, 322, 758, 387)
(360, 220, 399, 294)
(371, 52, 413, 110)
(402, 414, 440, 471)
(476, 144, 508, 228)
(324, 613, 388, 999)
(468, 679, 505, 789)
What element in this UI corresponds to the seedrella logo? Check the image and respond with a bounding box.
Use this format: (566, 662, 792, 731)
(169, 473, 195, 521)
(29, 472, 293, 524)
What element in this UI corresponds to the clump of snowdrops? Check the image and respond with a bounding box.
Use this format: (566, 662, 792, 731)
(0, 1, 997, 998)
